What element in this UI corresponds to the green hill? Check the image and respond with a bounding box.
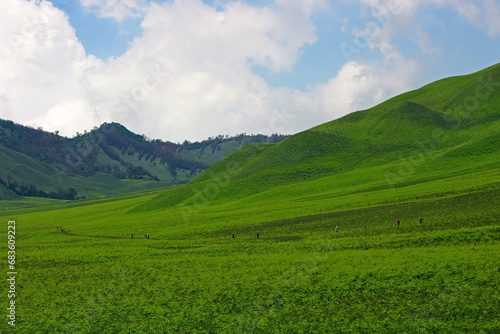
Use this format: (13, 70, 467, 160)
(0, 120, 288, 206)
(138, 63, 499, 211)
(0, 64, 498, 333)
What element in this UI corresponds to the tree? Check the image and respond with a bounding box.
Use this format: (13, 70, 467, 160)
(67, 187, 77, 200)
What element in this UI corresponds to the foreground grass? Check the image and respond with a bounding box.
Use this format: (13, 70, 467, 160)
(0, 170, 498, 333)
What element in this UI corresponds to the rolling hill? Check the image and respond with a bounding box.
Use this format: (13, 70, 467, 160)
(0, 120, 288, 205)
(138, 63, 500, 212)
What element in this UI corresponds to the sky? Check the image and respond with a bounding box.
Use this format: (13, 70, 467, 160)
(1, 0, 499, 142)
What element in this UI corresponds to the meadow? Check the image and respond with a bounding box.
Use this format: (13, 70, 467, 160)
(1, 156, 498, 333)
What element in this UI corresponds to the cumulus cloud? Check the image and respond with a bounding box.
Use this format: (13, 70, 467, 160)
(0, 0, 325, 141)
(315, 56, 422, 120)
(325, 0, 498, 121)
(0, 0, 497, 143)
(0, 0, 101, 135)
(89, 0, 328, 140)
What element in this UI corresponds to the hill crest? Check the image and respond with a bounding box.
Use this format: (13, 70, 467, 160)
(136, 62, 500, 212)
(0, 120, 289, 202)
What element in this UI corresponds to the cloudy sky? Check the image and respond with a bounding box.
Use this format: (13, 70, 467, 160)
(1, 0, 499, 142)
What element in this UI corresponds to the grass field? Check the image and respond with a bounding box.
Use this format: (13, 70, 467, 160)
(0, 64, 499, 333)
(1, 151, 498, 333)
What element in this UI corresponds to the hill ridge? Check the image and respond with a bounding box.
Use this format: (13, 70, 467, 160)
(135, 62, 500, 212)
(0, 120, 289, 203)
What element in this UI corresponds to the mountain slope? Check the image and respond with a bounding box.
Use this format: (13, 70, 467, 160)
(0, 121, 288, 202)
(231, 62, 499, 180)
(138, 63, 500, 211)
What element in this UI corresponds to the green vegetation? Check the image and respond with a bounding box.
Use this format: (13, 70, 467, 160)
(0, 121, 288, 207)
(0, 64, 498, 332)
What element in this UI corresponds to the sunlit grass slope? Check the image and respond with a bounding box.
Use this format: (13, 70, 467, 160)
(0, 64, 498, 333)
(139, 63, 500, 210)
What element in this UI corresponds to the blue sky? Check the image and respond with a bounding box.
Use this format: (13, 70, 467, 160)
(1, 0, 499, 141)
(51, 0, 145, 59)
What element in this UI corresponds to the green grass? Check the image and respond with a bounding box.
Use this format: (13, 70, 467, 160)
(0, 144, 172, 201)
(0, 132, 287, 208)
(0, 64, 499, 332)
(1, 180, 498, 333)
(1, 138, 498, 333)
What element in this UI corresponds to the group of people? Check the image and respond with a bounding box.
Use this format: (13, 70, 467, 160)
(130, 233, 149, 239)
(397, 217, 423, 228)
(230, 217, 423, 239)
(232, 231, 260, 238)
(57, 217, 425, 240)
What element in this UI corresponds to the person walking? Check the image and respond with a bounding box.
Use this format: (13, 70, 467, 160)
(396, 219, 400, 228)
(131, 234, 133, 239)
(257, 231, 259, 239)
(335, 226, 339, 233)
(419, 217, 423, 224)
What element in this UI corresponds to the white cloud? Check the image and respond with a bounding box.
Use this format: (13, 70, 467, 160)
(0, 0, 325, 141)
(31, 98, 98, 134)
(465, 0, 500, 37)
(412, 27, 442, 57)
(315, 55, 422, 122)
(0, 0, 101, 135)
(85, 0, 325, 140)
(325, 0, 498, 121)
(0, 0, 497, 143)
(78, 0, 147, 22)
(359, 0, 500, 37)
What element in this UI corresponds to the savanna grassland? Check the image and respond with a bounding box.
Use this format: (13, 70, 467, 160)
(0, 64, 499, 333)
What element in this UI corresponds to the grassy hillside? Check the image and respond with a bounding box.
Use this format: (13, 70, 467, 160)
(0, 120, 288, 207)
(140, 63, 500, 210)
(0, 64, 498, 332)
(0, 144, 171, 203)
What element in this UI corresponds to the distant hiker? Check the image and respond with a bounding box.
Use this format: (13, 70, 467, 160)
(56, 226, 59, 230)
(232, 233, 235, 239)
(419, 217, 423, 224)
(396, 219, 400, 228)
(335, 226, 339, 233)
(147, 234, 150, 239)
(145, 233, 147, 239)
(131, 234, 133, 239)
(257, 231, 259, 239)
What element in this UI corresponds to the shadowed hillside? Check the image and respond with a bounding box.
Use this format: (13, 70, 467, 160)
(0, 121, 288, 203)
